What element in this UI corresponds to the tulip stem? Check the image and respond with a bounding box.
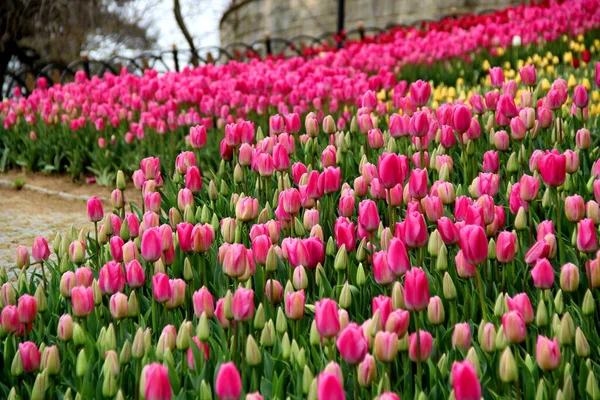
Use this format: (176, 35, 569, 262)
(555, 189, 563, 264)
(414, 311, 422, 390)
(475, 269, 488, 322)
(515, 376, 521, 400)
(94, 221, 100, 268)
(151, 296, 157, 337)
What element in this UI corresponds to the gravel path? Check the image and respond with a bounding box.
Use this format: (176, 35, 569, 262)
(0, 171, 114, 272)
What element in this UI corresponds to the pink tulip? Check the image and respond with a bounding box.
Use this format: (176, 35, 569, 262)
(437, 217, 459, 244)
(404, 268, 429, 312)
(403, 211, 428, 248)
(31, 236, 50, 262)
(452, 323, 472, 349)
(378, 153, 406, 188)
(501, 311, 526, 344)
(372, 295, 393, 326)
(1, 305, 19, 333)
(285, 289, 306, 320)
(336, 323, 368, 364)
(125, 260, 145, 289)
(408, 330, 433, 362)
(506, 293, 534, 324)
(15, 245, 30, 268)
(358, 200, 380, 232)
(317, 371, 345, 400)
(385, 309, 410, 337)
(496, 231, 517, 263)
(232, 287, 254, 322)
(536, 336, 561, 371)
(410, 80, 431, 107)
(187, 337, 209, 370)
(215, 362, 242, 400)
(142, 362, 172, 400)
(335, 217, 356, 252)
(265, 279, 283, 304)
(519, 65, 536, 86)
(489, 67, 505, 87)
(577, 218, 598, 253)
(531, 258, 554, 289)
(191, 223, 215, 253)
(140, 157, 160, 180)
(539, 150, 566, 187)
(452, 360, 481, 400)
(573, 85, 589, 108)
(152, 273, 172, 303)
(189, 125, 207, 149)
(315, 298, 340, 338)
(373, 251, 394, 286)
(19, 342, 41, 373)
(387, 238, 410, 277)
(222, 244, 255, 279)
(453, 105, 471, 133)
(192, 287, 214, 318)
(87, 196, 104, 222)
(141, 228, 162, 262)
(458, 224, 487, 265)
(235, 197, 259, 222)
(17, 294, 37, 324)
(524, 240, 550, 265)
(71, 286, 94, 317)
(99, 261, 126, 295)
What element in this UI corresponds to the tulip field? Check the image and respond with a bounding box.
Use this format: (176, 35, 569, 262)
(3, 1, 600, 400)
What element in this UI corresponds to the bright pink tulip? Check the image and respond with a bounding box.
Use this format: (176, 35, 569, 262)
(189, 125, 206, 149)
(489, 67, 504, 87)
(191, 224, 215, 253)
(531, 258, 554, 289)
(222, 244, 255, 278)
(142, 362, 172, 400)
(317, 371, 345, 400)
(573, 85, 589, 108)
(496, 231, 517, 263)
(506, 293, 534, 324)
(71, 286, 94, 317)
(437, 217, 459, 244)
(482, 150, 499, 173)
(176, 222, 194, 253)
(458, 224, 487, 265)
(378, 153, 406, 188)
(192, 287, 214, 318)
(403, 211, 428, 248)
(125, 260, 145, 289)
(99, 261, 126, 295)
(524, 240, 550, 265)
(187, 337, 209, 370)
(452, 360, 481, 400)
(152, 273, 172, 303)
(232, 287, 254, 322)
(539, 150, 566, 187)
(408, 330, 433, 362)
(140, 157, 160, 180)
(315, 298, 340, 338)
(358, 200, 380, 232)
(141, 228, 162, 262)
(519, 65, 536, 86)
(453, 105, 472, 133)
(577, 218, 598, 253)
(17, 294, 37, 324)
(455, 250, 476, 278)
(334, 217, 356, 252)
(87, 196, 103, 222)
(387, 238, 410, 277)
(373, 251, 394, 286)
(19, 342, 41, 373)
(404, 268, 429, 312)
(372, 295, 393, 326)
(336, 323, 368, 364)
(215, 362, 242, 400)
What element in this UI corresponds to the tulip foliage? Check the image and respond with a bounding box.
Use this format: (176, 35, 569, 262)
(3, 5, 600, 400)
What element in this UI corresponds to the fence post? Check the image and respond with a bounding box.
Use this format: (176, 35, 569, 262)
(337, 0, 345, 48)
(82, 54, 90, 78)
(265, 33, 272, 56)
(172, 44, 180, 72)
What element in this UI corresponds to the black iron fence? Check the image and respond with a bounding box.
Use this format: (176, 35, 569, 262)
(2, 8, 498, 99)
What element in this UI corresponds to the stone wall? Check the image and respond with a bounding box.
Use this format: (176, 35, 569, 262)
(220, 0, 525, 48)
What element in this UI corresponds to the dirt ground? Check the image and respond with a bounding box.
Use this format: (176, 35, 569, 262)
(0, 171, 115, 271)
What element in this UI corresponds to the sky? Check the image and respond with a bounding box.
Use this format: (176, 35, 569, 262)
(142, 0, 229, 51)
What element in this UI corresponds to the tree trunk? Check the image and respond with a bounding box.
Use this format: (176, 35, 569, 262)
(0, 51, 10, 98)
(173, 0, 199, 67)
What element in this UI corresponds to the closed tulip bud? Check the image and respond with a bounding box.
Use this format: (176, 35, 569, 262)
(514, 207, 527, 230)
(339, 282, 352, 309)
(261, 320, 275, 347)
(391, 281, 404, 309)
(309, 320, 320, 346)
(582, 289, 595, 315)
(587, 371, 600, 399)
(276, 307, 288, 334)
(479, 322, 496, 353)
(427, 296, 445, 325)
(119, 340, 131, 364)
(103, 350, 119, 376)
(554, 289, 564, 314)
(302, 365, 315, 394)
(131, 328, 145, 359)
(76, 349, 88, 377)
(374, 331, 398, 363)
(499, 348, 517, 383)
(443, 272, 457, 300)
(558, 312, 575, 345)
(104, 323, 117, 352)
(281, 332, 291, 359)
(246, 334, 261, 366)
(176, 321, 192, 350)
(560, 263, 579, 292)
(575, 327, 590, 358)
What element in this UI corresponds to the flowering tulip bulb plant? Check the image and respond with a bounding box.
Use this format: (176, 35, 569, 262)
(2, 2, 600, 400)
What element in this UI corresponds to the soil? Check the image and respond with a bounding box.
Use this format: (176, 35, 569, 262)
(0, 171, 116, 273)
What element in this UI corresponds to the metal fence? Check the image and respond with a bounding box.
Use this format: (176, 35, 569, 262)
(2, 8, 497, 99)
